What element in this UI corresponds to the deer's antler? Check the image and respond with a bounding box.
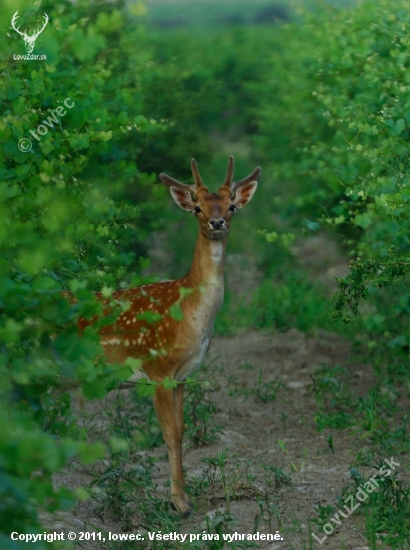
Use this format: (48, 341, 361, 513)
(160, 158, 207, 192)
(222, 155, 235, 188)
(160, 156, 261, 196)
(190, 158, 205, 189)
(220, 155, 261, 195)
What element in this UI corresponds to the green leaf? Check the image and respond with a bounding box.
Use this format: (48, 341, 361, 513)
(71, 27, 106, 63)
(303, 219, 321, 231)
(113, 365, 134, 382)
(258, 229, 278, 242)
(162, 376, 178, 390)
(280, 233, 295, 247)
(179, 286, 194, 298)
(109, 437, 129, 454)
(124, 357, 142, 372)
(136, 379, 156, 397)
(354, 213, 372, 229)
(136, 311, 162, 324)
(389, 118, 406, 136)
(327, 435, 335, 453)
(78, 442, 105, 464)
(169, 303, 183, 321)
(69, 134, 90, 150)
(98, 131, 113, 142)
(74, 487, 90, 501)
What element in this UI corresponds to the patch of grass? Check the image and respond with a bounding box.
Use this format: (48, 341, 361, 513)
(310, 503, 335, 529)
(364, 474, 410, 548)
(309, 461, 410, 548)
(250, 262, 331, 332)
(255, 492, 283, 531)
(308, 366, 410, 458)
(225, 365, 284, 403)
(259, 462, 291, 491)
(90, 456, 157, 531)
(191, 452, 276, 506)
(87, 390, 163, 451)
(84, 390, 179, 532)
(308, 366, 352, 409)
(308, 365, 357, 432)
(216, 273, 331, 335)
(254, 370, 285, 403)
(315, 410, 355, 431)
(278, 440, 307, 473)
(185, 374, 224, 447)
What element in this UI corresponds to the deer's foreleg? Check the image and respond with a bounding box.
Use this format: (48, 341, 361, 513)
(173, 382, 185, 451)
(153, 383, 192, 515)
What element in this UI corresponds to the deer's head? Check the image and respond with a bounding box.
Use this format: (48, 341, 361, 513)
(160, 156, 260, 241)
(11, 11, 49, 54)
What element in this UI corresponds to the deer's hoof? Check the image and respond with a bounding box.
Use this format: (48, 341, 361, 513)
(172, 498, 193, 517)
(181, 502, 194, 518)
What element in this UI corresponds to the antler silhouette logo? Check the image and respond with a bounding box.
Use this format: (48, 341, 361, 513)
(11, 11, 49, 54)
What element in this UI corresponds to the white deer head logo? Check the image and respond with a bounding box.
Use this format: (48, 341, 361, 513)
(11, 11, 49, 54)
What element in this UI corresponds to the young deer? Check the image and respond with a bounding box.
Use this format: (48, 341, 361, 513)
(80, 156, 260, 515)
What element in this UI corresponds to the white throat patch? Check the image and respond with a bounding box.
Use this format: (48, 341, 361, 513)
(210, 241, 224, 265)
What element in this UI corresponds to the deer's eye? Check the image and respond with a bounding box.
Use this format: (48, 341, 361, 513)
(194, 206, 202, 214)
(229, 204, 236, 212)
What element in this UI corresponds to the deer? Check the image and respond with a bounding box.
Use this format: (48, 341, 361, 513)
(11, 11, 49, 54)
(78, 156, 260, 515)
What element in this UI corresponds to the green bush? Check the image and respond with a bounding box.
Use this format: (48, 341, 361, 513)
(256, 0, 410, 334)
(0, 0, 231, 543)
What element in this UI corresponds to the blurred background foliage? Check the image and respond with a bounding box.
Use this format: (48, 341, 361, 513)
(1, 0, 410, 545)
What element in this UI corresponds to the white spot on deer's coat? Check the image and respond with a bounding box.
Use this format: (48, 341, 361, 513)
(100, 337, 121, 346)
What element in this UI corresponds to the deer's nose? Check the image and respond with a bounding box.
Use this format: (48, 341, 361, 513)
(209, 218, 225, 230)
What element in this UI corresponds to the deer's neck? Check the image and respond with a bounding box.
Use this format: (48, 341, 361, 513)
(179, 233, 226, 343)
(185, 233, 227, 290)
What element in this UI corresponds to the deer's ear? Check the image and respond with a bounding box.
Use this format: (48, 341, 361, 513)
(232, 181, 258, 209)
(169, 186, 195, 212)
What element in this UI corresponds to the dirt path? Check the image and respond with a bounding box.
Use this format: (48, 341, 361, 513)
(179, 328, 374, 549)
(44, 324, 384, 549)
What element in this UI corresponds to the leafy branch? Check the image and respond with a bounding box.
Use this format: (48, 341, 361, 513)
(331, 254, 410, 322)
